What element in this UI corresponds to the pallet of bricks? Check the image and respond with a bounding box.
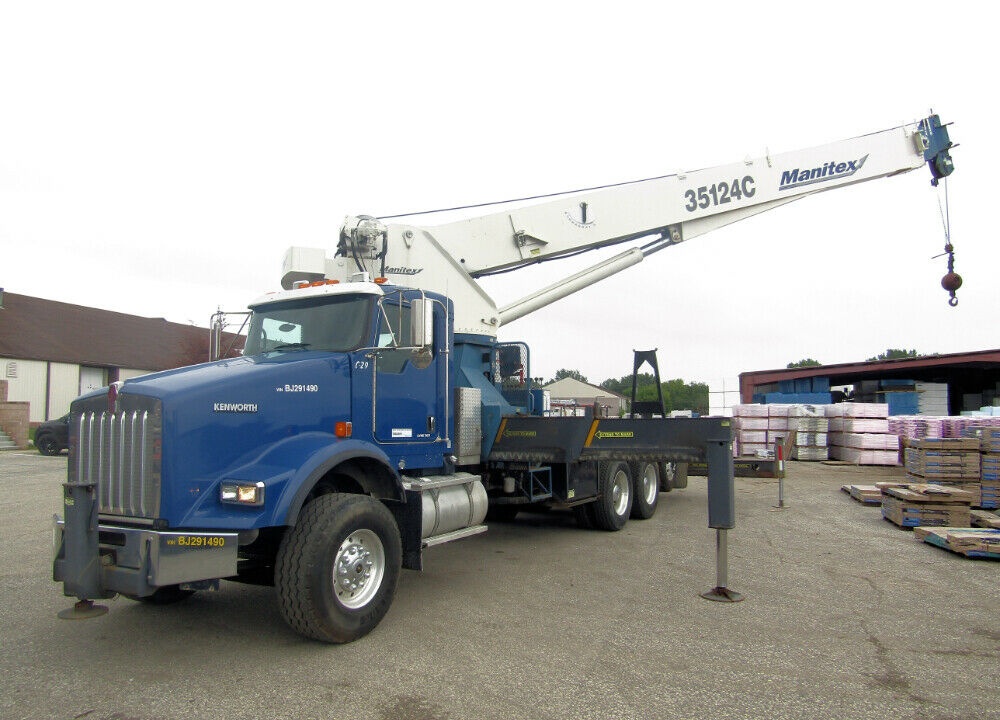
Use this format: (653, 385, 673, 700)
(913, 526, 1000, 559)
(731, 404, 769, 457)
(961, 425, 1000, 509)
(868, 481, 1000, 558)
(904, 436, 983, 508)
(787, 404, 828, 460)
(731, 404, 828, 460)
(878, 481, 973, 528)
(827, 403, 899, 465)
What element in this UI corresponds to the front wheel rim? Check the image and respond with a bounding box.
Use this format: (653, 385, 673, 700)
(332, 529, 385, 610)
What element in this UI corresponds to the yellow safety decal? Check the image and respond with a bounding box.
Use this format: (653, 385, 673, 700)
(584, 419, 600, 447)
(494, 418, 508, 446)
(595, 430, 634, 439)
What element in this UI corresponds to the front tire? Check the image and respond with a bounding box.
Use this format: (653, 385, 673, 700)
(275, 493, 402, 643)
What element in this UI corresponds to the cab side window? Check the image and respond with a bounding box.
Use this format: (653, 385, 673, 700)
(376, 302, 412, 373)
(375, 299, 435, 373)
(378, 303, 411, 348)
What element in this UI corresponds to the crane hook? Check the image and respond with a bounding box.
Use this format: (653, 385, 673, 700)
(940, 243, 961, 306)
(935, 178, 960, 307)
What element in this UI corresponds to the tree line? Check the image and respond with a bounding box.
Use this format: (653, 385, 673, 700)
(544, 369, 709, 415)
(544, 348, 929, 416)
(786, 348, 926, 368)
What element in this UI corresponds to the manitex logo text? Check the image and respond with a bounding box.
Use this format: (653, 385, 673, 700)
(504, 429, 537, 438)
(779, 155, 868, 191)
(595, 430, 634, 439)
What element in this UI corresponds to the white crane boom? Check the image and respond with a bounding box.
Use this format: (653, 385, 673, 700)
(282, 114, 955, 335)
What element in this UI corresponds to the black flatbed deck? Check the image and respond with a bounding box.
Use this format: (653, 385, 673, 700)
(488, 415, 733, 464)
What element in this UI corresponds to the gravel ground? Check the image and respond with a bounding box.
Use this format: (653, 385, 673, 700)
(1, 450, 997, 720)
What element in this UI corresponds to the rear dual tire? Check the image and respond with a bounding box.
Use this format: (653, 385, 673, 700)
(629, 461, 660, 519)
(591, 461, 633, 531)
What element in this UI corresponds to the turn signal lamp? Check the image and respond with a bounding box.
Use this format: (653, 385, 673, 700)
(335, 421, 353, 438)
(220, 481, 265, 506)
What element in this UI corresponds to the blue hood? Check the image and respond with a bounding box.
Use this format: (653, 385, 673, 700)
(121, 351, 353, 524)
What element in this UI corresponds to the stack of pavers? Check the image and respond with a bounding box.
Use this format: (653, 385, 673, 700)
(732, 404, 769, 457)
(840, 483, 883, 504)
(879, 482, 974, 528)
(889, 415, 943, 464)
(904, 437, 981, 501)
(787, 404, 828, 461)
(913, 526, 1000, 558)
(767, 404, 792, 456)
(962, 425, 1000, 510)
(827, 403, 899, 465)
(981, 456, 1000, 509)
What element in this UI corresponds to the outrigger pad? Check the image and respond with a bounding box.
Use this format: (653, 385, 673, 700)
(700, 586, 745, 603)
(57, 599, 109, 620)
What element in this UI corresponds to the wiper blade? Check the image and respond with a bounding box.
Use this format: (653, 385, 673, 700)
(272, 343, 312, 351)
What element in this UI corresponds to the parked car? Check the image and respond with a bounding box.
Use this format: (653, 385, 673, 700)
(35, 415, 69, 456)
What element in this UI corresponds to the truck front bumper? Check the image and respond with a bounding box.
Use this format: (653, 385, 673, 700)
(53, 517, 239, 599)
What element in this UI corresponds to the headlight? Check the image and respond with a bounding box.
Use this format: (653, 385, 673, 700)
(220, 481, 265, 507)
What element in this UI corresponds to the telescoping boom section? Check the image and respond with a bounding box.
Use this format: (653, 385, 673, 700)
(282, 114, 956, 334)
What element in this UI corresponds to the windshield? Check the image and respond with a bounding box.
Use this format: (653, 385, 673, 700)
(244, 295, 374, 355)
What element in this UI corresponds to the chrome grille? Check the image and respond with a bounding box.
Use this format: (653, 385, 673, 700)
(73, 400, 162, 519)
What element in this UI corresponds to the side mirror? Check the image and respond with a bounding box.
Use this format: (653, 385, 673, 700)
(409, 298, 433, 348)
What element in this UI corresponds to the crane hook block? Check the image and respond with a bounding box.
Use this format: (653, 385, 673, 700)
(941, 271, 962, 307)
(918, 114, 955, 186)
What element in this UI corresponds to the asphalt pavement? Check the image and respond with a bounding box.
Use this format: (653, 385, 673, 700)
(1, 450, 997, 720)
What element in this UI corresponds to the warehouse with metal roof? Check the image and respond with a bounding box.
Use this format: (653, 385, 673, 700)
(739, 350, 1000, 415)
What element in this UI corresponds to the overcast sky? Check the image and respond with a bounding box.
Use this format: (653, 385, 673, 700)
(1, 3, 994, 387)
